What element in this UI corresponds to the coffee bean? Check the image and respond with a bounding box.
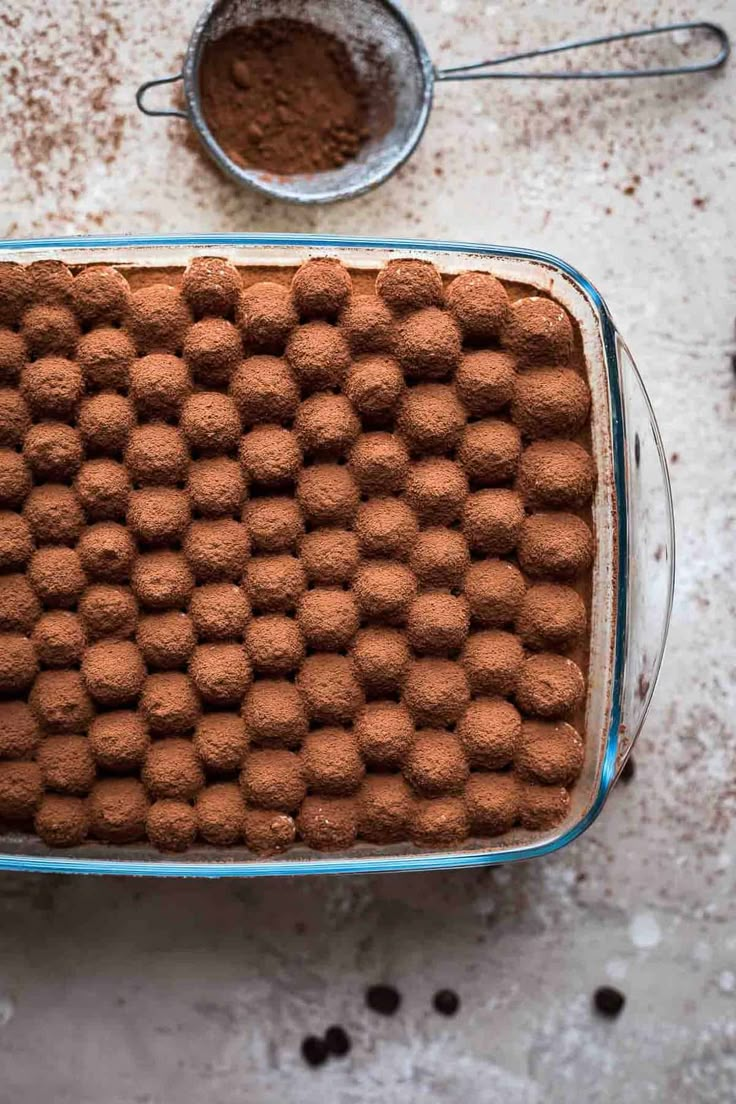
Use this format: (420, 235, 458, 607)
(301, 1035, 328, 1067)
(433, 989, 460, 1016)
(366, 984, 401, 1015)
(324, 1025, 351, 1056)
(593, 986, 625, 1018)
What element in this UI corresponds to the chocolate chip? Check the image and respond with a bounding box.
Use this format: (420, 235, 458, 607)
(301, 1035, 328, 1066)
(366, 984, 401, 1015)
(620, 756, 635, 782)
(593, 986, 625, 1018)
(324, 1025, 351, 1056)
(433, 989, 460, 1016)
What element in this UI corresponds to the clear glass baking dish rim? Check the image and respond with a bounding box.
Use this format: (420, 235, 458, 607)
(0, 233, 674, 877)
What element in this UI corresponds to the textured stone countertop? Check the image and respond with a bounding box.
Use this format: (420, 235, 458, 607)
(1, 2, 735, 1101)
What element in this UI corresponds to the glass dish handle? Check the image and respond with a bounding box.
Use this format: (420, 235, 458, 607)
(614, 335, 675, 778)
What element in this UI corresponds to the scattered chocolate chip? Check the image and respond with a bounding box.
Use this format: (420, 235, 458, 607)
(366, 984, 401, 1016)
(620, 756, 635, 782)
(324, 1025, 351, 1056)
(433, 989, 460, 1016)
(593, 986, 625, 1018)
(301, 1034, 329, 1067)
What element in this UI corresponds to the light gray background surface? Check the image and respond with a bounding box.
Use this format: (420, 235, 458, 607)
(1, 2, 735, 1100)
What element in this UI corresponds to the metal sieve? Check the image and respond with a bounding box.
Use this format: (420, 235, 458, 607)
(136, 2, 729, 205)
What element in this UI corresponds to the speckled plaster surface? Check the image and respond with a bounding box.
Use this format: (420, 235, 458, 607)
(0, 1, 735, 1100)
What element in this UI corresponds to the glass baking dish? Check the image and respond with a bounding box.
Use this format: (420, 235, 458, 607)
(0, 233, 674, 877)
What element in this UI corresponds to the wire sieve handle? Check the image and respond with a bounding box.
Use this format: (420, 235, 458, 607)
(136, 74, 188, 118)
(435, 21, 730, 81)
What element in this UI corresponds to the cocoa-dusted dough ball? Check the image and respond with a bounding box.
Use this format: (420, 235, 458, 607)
(125, 424, 189, 487)
(130, 354, 191, 419)
(245, 614, 304, 674)
(29, 669, 93, 733)
(0, 574, 39, 633)
(241, 749, 305, 811)
(358, 775, 414, 842)
(230, 355, 299, 426)
(295, 393, 359, 456)
(189, 643, 252, 705)
(245, 555, 306, 613)
(180, 391, 241, 454)
(516, 583, 586, 650)
(517, 513, 594, 579)
(410, 528, 470, 589)
(190, 583, 250, 642)
(82, 639, 146, 706)
(127, 487, 190, 545)
(0, 388, 30, 446)
(0, 701, 41, 760)
(133, 550, 196, 616)
(78, 393, 135, 455)
(297, 654, 364, 725)
(26, 260, 73, 306)
(404, 729, 468, 796)
(511, 367, 591, 440)
(239, 425, 301, 487)
(458, 419, 521, 485)
(447, 271, 510, 342)
(32, 610, 86, 667)
(300, 529, 359, 585)
(515, 718, 584, 785)
(243, 808, 296, 854)
(236, 281, 298, 353)
(296, 463, 359, 527)
(345, 355, 404, 419)
(0, 633, 37, 693)
(396, 307, 461, 381)
(349, 433, 409, 496)
(462, 489, 524, 555)
(0, 330, 26, 384)
(518, 782, 570, 830)
(184, 519, 250, 582)
(339, 294, 394, 353)
(463, 559, 526, 626)
(0, 262, 32, 326)
(22, 305, 79, 358)
(20, 356, 82, 419)
(515, 653, 585, 718)
(245, 497, 303, 553)
(143, 738, 205, 799)
(411, 796, 469, 847)
(140, 672, 200, 735)
(89, 778, 149, 843)
(79, 584, 138, 641)
(376, 259, 444, 313)
(0, 761, 43, 820)
(28, 546, 86, 607)
(457, 697, 521, 769)
(461, 630, 524, 696)
(75, 459, 130, 520)
(466, 773, 520, 835)
(78, 522, 136, 582)
(404, 458, 468, 525)
(353, 561, 417, 624)
(297, 589, 359, 652)
(72, 265, 130, 326)
(301, 728, 365, 795)
(350, 628, 411, 697)
(37, 734, 95, 795)
(77, 327, 136, 390)
(297, 795, 357, 851)
(184, 318, 242, 388)
(146, 799, 197, 852)
(291, 258, 352, 318)
(0, 449, 31, 508)
(241, 679, 307, 748)
(136, 611, 196, 669)
(356, 498, 418, 560)
(0, 511, 33, 571)
(286, 322, 350, 392)
(397, 384, 466, 455)
(517, 440, 596, 508)
(196, 782, 245, 846)
(24, 422, 82, 482)
(407, 592, 470, 655)
(403, 659, 470, 726)
(194, 712, 248, 774)
(189, 458, 245, 519)
(503, 296, 574, 365)
(89, 710, 150, 771)
(35, 794, 89, 847)
(181, 256, 242, 318)
(125, 283, 191, 354)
